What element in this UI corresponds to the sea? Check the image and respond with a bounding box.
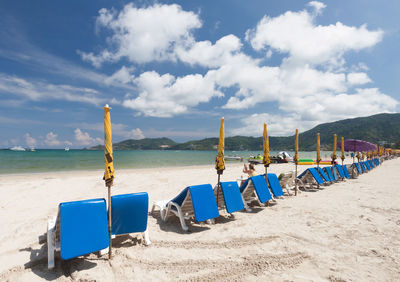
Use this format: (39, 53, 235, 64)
(0, 149, 339, 174)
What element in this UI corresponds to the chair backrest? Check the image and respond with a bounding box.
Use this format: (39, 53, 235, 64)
(335, 165, 345, 178)
(111, 192, 148, 235)
(219, 182, 245, 213)
(363, 161, 370, 171)
(267, 173, 284, 197)
(59, 198, 109, 260)
(354, 163, 362, 174)
(250, 175, 273, 203)
(318, 167, 331, 182)
(368, 160, 375, 168)
(308, 168, 325, 184)
(279, 171, 295, 185)
(342, 165, 350, 179)
(188, 184, 219, 222)
(330, 166, 338, 181)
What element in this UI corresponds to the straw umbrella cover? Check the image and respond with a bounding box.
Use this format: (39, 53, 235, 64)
(340, 137, 345, 165)
(215, 117, 225, 183)
(294, 129, 299, 196)
(332, 134, 337, 164)
(262, 123, 271, 176)
(103, 104, 115, 259)
(316, 133, 321, 188)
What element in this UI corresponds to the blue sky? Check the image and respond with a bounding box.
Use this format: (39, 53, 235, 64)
(0, 0, 399, 148)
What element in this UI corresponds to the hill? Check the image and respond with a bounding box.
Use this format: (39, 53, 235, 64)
(89, 113, 400, 151)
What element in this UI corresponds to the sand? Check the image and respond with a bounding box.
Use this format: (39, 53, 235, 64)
(0, 158, 399, 281)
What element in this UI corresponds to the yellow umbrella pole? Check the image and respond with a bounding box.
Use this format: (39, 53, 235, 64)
(316, 133, 321, 189)
(215, 117, 225, 188)
(332, 134, 337, 165)
(294, 129, 299, 196)
(263, 123, 271, 177)
(104, 104, 115, 259)
(341, 137, 345, 166)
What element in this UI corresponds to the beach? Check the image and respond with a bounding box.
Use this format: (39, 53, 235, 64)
(0, 158, 399, 281)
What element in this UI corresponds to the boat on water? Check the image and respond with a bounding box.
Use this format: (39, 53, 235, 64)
(248, 151, 293, 164)
(10, 146, 26, 151)
(29, 148, 36, 152)
(247, 155, 263, 164)
(64, 147, 70, 151)
(224, 155, 243, 162)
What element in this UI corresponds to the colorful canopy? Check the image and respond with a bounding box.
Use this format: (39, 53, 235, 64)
(104, 105, 114, 187)
(262, 123, 271, 167)
(215, 117, 225, 174)
(337, 139, 378, 152)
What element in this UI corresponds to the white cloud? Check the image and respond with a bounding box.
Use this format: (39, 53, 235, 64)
(308, 1, 326, 15)
(74, 128, 102, 146)
(246, 6, 383, 66)
(0, 73, 104, 105)
(105, 66, 135, 85)
(128, 128, 145, 140)
(122, 71, 222, 117)
(44, 132, 61, 146)
(24, 133, 36, 148)
(347, 72, 371, 85)
(80, 3, 202, 66)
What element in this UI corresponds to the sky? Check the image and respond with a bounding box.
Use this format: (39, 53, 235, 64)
(0, 0, 399, 148)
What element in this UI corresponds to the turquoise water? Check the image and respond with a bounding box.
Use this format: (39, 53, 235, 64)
(0, 149, 338, 174)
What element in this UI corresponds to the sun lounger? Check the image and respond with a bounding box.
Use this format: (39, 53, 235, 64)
(335, 165, 345, 180)
(353, 163, 362, 174)
(318, 167, 333, 183)
(329, 166, 339, 181)
(151, 184, 219, 231)
(374, 158, 380, 166)
(341, 165, 351, 179)
(278, 171, 297, 195)
(297, 168, 325, 190)
(266, 173, 285, 198)
(239, 175, 273, 208)
(362, 161, 370, 171)
(214, 181, 245, 214)
(111, 192, 151, 245)
(47, 198, 110, 269)
(368, 160, 375, 168)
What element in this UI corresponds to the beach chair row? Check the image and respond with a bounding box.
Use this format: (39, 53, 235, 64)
(297, 158, 381, 190)
(151, 173, 286, 231)
(47, 193, 150, 269)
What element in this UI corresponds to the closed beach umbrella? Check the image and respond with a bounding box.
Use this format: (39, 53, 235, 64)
(316, 133, 321, 165)
(340, 137, 345, 165)
(103, 104, 114, 259)
(362, 151, 365, 161)
(294, 129, 299, 195)
(215, 117, 225, 176)
(332, 134, 337, 164)
(262, 123, 271, 174)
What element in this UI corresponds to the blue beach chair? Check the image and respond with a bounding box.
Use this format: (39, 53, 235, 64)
(317, 167, 332, 183)
(239, 175, 273, 208)
(266, 173, 285, 198)
(341, 165, 351, 179)
(368, 160, 375, 168)
(47, 198, 110, 269)
(297, 167, 325, 190)
(335, 165, 345, 180)
(363, 161, 371, 171)
(214, 181, 245, 214)
(329, 166, 339, 181)
(353, 163, 362, 174)
(111, 192, 151, 245)
(152, 184, 219, 231)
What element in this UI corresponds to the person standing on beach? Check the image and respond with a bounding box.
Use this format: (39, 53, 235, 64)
(243, 163, 256, 177)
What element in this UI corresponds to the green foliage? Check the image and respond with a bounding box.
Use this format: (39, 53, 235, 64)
(89, 113, 400, 151)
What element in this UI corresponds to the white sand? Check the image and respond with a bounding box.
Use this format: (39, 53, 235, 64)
(0, 158, 399, 281)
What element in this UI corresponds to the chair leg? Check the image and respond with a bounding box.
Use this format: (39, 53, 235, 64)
(170, 202, 189, 231)
(143, 230, 151, 245)
(47, 218, 56, 269)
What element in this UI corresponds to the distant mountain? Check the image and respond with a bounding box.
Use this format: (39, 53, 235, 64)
(89, 137, 177, 150)
(89, 113, 400, 151)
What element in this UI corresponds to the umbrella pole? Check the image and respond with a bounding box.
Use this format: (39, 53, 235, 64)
(317, 162, 320, 189)
(107, 185, 112, 259)
(295, 163, 298, 196)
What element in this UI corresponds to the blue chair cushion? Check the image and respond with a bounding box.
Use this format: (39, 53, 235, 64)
(59, 198, 109, 260)
(342, 165, 350, 179)
(267, 173, 284, 197)
(220, 182, 245, 213)
(188, 184, 219, 222)
(318, 167, 331, 182)
(111, 192, 148, 235)
(335, 165, 345, 178)
(368, 160, 375, 168)
(330, 166, 338, 181)
(309, 168, 325, 184)
(250, 175, 272, 203)
(354, 163, 362, 174)
(363, 161, 370, 171)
